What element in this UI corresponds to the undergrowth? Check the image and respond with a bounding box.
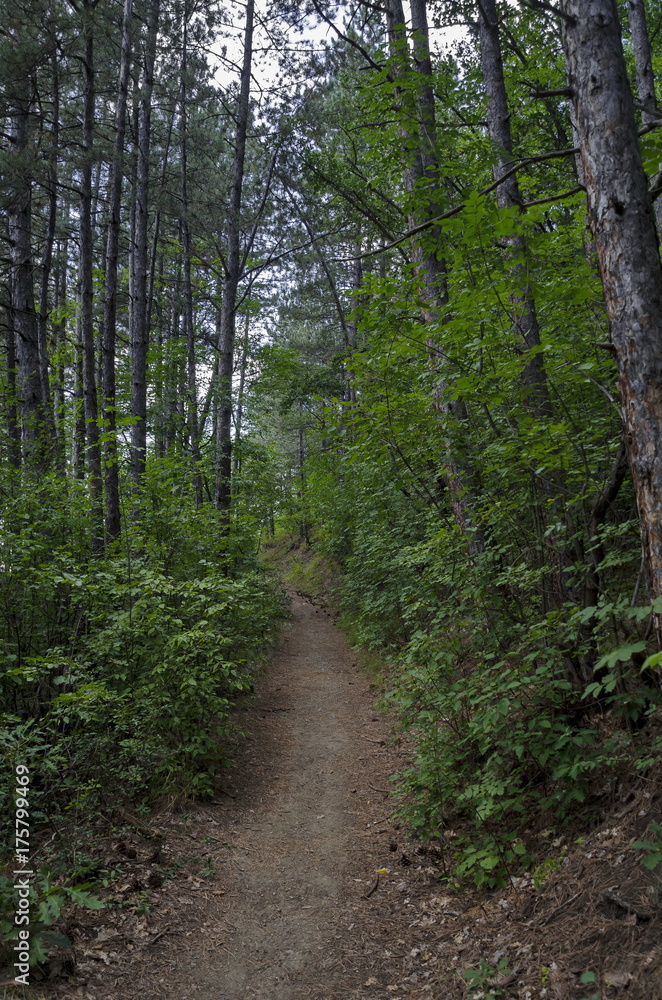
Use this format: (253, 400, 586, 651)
(284, 454, 662, 890)
(0, 464, 286, 965)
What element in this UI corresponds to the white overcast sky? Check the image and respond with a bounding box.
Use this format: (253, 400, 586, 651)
(207, 0, 468, 98)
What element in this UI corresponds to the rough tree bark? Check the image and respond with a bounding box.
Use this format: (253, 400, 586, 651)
(214, 0, 254, 513)
(8, 89, 49, 470)
(4, 313, 21, 469)
(130, 0, 160, 487)
(37, 50, 59, 454)
(80, 1, 103, 550)
(625, 0, 662, 232)
(53, 247, 67, 472)
(561, 0, 662, 635)
(100, 0, 133, 541)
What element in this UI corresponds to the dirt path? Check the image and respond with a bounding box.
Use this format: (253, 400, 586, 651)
(79, 591, 426, 1000)
(186, 591, 397, 999)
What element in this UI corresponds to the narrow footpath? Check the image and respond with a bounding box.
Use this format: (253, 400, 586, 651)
(183, 590, 406, 999)
(64, 592, 437, 1000)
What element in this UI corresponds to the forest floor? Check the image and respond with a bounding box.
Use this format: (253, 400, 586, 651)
(4, 590, 661, 1000)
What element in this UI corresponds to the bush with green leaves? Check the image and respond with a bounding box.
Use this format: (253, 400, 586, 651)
(0, 461, 286, 857)
(294, 423, 661, 887)
(0, 868, 103, 969)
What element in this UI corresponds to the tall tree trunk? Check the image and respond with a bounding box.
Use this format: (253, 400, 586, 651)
(232, 313, 250, 475)
(37, 50, 59, 452)
(476, 0, 552, 417)
(561, 0, 662, 638)
(625, 0, 662, 232)
(53, 246, 67, 472)
(73, 312, 86, 480)
(8, 91, 49, 470)
(179, 12, 202, 504)
(101, 0, 133, 542)
(80, 4, 103, 551)
(130, 0, 160, 487)
(214, 0, 254, 513)
(4, 315, 21, 470)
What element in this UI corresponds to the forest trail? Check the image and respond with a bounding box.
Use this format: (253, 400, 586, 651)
(183, 590, 394, 1000)
(102, 591, 425, 1000)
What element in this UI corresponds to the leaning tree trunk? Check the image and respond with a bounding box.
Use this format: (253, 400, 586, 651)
(130, 0, 160, 487)
(100, 0, 133, 542)
(561, 0, 662, 638)
(214, 0, 254, 514)
(80, 3, 103, 551)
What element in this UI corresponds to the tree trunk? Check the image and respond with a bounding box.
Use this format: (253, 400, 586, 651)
(232, 312, 250, 475)
(37, 50, 59, 453)
(80, 4, 103, 551)
(627, 0, 658, 119)
(179, 13, 202, 504)
(625, 0, 662, 232)
(476, 0, 552, 417)
(130, 0, 160, 486)
(561, 0, 662, 635)
(53, 246, 67, 472)
(8, 92, 49, 470)
(73, 313, 86, 480)
(215, 0, 254, 513)
(4, 315, 21, 469)
(101, 0, 133, 542)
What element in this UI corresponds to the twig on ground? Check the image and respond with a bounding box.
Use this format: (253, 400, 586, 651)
(363, 873, 380, 898)
(147, 925, 173, 946)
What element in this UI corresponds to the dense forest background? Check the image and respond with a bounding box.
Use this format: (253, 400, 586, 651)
(4, 0, 662, 960)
